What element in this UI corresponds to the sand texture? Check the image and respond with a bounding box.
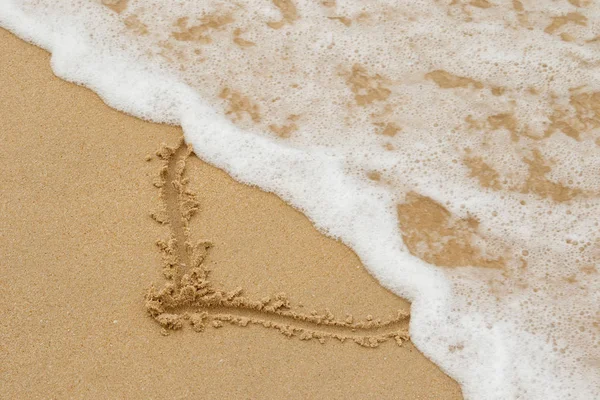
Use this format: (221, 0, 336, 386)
(0, 28, 462, 399)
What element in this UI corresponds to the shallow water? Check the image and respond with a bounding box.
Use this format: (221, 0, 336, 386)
(1, 0, 599, 398)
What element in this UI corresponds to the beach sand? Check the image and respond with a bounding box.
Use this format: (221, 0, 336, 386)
(0, 28, 462, 399)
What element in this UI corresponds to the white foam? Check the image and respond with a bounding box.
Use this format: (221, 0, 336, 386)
(1, 0, 599, 398)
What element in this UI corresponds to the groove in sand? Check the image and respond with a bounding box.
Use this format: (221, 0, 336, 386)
(145, 139, 410, 347)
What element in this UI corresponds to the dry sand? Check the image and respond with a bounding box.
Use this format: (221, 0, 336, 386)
(0, 28, 462, 399)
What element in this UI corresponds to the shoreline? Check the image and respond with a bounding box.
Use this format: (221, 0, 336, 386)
(0, 28, 462, 399)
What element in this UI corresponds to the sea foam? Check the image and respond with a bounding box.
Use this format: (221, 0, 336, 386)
(1, 0, 599, 398)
